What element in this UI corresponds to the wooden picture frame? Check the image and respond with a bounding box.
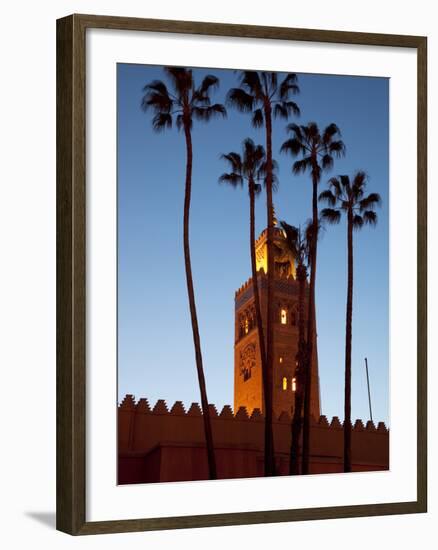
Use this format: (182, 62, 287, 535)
(56, 13, 427, 535)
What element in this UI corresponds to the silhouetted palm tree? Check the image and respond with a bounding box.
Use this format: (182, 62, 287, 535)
(281, 122, 345, 474)
(219, 139, 270, 427)
(319, 171, 381, 472)
(280, 221, 312, 474)
(228, 72, 300, 476)
(141, 67, 226, 480)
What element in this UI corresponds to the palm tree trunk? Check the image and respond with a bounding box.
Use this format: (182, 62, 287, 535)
(183, 121, 216, 480)
(263, 103, 275, 477)
(344, 211, 354, 472)
(249, 178, 271, 464)
(302, 170, 319, 475)
(289, 262, 307, 475)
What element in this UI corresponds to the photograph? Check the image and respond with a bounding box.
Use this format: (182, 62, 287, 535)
(0, 0, 431, 544)
(117, 64, 389, 484)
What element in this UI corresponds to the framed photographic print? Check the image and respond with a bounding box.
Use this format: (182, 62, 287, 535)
(56, 14, 427, 535)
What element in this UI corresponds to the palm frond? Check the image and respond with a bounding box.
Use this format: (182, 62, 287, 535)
(245, 143, 265, 177)
(226, 88, 254, 112)
(252, 108, 264, 128)
(320, 208, 341, 225)
(252, 143, 266, 164)
(352, 170, 367, 188)
(271, 173, 279, 193)
(280, 221, 299, 256)
(339, 174, 351, 191)
(280, 138, 304, 157)
(220, 152, 242, 172)
(274, 103, 288, 119)
(242, 137, 256, 154)
(304, 221, 315, 244)
(329, 140, 346, 157)
(362, 210, 378, 226)
(143, 80, 169, 96)
(267, 72, 277, 96)
(321, 154, 334, 171)
(285, 100, 300, 116)
(164, 67, 193, 96)
(352, 214, 364, 229)
(197, 74, 219, 95)
(305, 219, 322, 251)
(240, 71, 263, 98)
(197, 103, 227, 122)
(192, 103, 226, 121)
(279, 73, 299, 99)
(151, 112, 172, 131)
(175, 114, 184, 130)
(253, 182, 262, 196)
(141, 81, 173, 112)
(292, 156, 313, 175)
(258, 157, 278, 178)
(319, 189, 337, 206)
(359, 192, 382, 211)
(307, 122, 320, 141)
(323, 123, 341, 142)
(218, 172, 244, 187)
(350, 171, 366, 202)
(327, 176, 344, 199)
(274, 101, 300, 119)
(285, 122, 303, 142)
(141, 83, 173, 113)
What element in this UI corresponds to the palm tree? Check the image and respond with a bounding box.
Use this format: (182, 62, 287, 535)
(227, 72, 300, 476)
(281, 122, 345, 474)
(319, 171, 381, 472)
(219, 139, 270, 438)
(280, 221, 311, 474)
(141, 67, 226, 480)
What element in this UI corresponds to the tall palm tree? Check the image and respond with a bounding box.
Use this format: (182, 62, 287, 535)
(219, 139, 269, 433)
(281, 122, 345, 474)
(280, 221, 311, 475)
(319, 171, 381, 472)
(141, 67, 226, 480)
(227, 72, 300, 476)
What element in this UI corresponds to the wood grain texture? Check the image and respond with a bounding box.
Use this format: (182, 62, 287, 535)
(56, 13, 427, 535)
(74, 13, 425, 47)
(56, 15, 86, 535)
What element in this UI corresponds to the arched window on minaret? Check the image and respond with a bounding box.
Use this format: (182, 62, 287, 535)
(282, 377, 288, 390)
(280, 307, 288, 325)
(292, 377, 297, 392)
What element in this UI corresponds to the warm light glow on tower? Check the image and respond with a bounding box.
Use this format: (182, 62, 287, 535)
(234, 225, 320, 418)
(254, 228, 297, 278)
(292, 377, 297, 392)
(280, 308, 287, 324)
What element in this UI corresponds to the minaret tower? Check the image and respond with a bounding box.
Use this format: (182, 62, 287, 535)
(233, 226, 321, 419)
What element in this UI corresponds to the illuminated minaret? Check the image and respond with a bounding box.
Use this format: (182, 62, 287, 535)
(233, 226, 321, 419)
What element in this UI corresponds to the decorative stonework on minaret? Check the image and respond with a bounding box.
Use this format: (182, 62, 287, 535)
(234, 226, 321, 419)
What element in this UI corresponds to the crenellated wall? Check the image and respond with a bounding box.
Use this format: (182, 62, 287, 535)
(118, 395, 389, 484)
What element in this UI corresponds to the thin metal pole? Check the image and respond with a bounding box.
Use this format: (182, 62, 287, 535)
(365, 357, 373, 423)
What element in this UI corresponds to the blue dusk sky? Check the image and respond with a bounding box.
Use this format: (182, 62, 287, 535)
(117, 64, 389, 426)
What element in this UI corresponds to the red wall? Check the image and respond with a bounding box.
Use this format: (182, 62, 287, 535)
(118, 395, 389, 484)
